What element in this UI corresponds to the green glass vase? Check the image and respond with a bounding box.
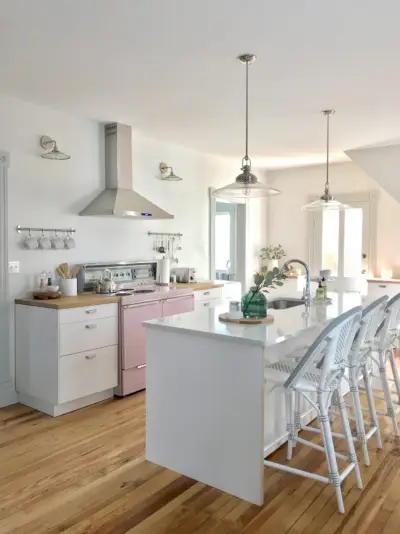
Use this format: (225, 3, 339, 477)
(241, 288, 268, 318)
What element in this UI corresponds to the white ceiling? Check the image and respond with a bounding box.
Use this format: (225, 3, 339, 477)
(1, 0, 400, 168)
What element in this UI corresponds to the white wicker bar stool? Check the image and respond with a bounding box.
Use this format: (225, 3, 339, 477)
(264, 306, 363, 514)
(329, 296, 387, 466)
(360, 292, 400, 436)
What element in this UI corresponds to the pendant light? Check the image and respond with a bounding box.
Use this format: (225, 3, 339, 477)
(301, 110, 349, 211)
(212, 54, 281, 202)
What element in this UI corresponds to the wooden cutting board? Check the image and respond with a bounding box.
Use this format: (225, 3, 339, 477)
(219, 313, 274, 324)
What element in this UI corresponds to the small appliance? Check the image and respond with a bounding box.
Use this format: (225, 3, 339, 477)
(173, 267, 197, 283)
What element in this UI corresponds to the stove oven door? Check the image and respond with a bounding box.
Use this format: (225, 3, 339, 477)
(121, 300, 163, 370)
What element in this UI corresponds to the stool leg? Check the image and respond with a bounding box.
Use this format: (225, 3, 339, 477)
(388, 347, 400, 405)
(318, 395, 345, 514)
(294, 390, 301, 448)
(362, 362, 383, 449)
(379, 349, 399, 436)
(285, 389, 296, 460)
(350, 370, 370, 466)
(337, 387, 363, 490)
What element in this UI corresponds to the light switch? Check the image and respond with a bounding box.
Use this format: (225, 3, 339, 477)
(8, 261, 20, 274)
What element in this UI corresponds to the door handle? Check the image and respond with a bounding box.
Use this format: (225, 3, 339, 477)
(85, 324, 97, 329)
(136, 363, 146, 369)
(124, 301, 159, 309)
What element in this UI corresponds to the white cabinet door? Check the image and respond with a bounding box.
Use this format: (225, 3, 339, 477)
(59, 345, 118, 403)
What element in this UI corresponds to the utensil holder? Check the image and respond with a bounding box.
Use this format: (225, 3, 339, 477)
(61, 278, 77, 297)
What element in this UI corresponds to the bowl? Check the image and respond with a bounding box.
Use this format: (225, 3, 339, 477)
(38, 285, 59, 292)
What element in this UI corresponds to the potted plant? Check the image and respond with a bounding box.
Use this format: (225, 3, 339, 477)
(260, 244, 286, 272)
(243, 268, 286, 318)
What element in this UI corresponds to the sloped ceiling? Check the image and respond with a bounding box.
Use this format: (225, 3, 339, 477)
(345, 144, 400, 203)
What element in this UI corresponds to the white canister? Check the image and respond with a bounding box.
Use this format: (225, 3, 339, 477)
(157, 258, 170, 285)
(61, 278, 77, 296)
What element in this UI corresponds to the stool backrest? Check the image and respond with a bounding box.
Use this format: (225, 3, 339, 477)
(350, 295, 388, 366)
(377, 292, 400, 347)
(285, 306, 362, 392)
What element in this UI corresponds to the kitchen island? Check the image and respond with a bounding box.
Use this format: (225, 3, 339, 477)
(144, 290, 372, 505)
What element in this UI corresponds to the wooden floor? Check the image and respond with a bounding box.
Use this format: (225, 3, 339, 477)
(1, 393, 400, 534)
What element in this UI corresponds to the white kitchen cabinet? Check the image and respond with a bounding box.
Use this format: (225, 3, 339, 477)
(367, 281, 400, 300)
(194, 287, 223, 310)
(16, 303, 118, 417)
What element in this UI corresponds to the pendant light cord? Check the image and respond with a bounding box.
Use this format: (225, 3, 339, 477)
(245, 60, 249, 162)
(324, 112, 330, 195)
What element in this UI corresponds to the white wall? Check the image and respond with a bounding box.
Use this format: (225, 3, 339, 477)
(267, 162, 400, 276)
(0, 94, 267, 403)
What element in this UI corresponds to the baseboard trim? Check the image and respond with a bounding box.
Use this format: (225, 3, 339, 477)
(264, 407, 317, 458)
(18, 389, 114, 417)
(0, 379, 17, 407)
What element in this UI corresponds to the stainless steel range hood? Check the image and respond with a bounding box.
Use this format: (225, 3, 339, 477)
(79, 123, 173, 219)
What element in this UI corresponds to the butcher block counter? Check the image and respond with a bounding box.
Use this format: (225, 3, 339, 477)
(15, 294, 121, 309)
(174, 281, 224, 291)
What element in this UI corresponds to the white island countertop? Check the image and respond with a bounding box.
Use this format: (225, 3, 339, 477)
(143, 289, 375, 507)
(144, 290, 371, 348)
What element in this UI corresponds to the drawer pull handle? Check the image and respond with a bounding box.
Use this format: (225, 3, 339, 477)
(379, 284, 387, 288)
(203, 302, 210, 307)
(85, 309, 97, 314)
(136, 363, 146, 369)
(203, 291, 210, 295)
(85, 354, 96, 360)
(85, 324, 97, 329)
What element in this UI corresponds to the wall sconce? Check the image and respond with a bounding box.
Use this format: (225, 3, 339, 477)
(40, 136, 70, 160)
(159, 162, 183, 182)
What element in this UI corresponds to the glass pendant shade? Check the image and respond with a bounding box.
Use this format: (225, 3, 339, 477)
(213, 164, 281, 201)
(302, 196, 350, 211)
(212, 54, 281, 202)
(302, 110, 348, 211)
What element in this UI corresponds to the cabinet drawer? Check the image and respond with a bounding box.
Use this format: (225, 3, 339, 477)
(60, 316, 118, 356)
(59, 345, 118, 403)
(194, 288, 223, 302)
(60, 303, 118, 325)
(196, 298, 223, 309)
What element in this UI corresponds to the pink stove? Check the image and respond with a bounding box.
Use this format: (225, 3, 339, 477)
(77, 261, 194, 396)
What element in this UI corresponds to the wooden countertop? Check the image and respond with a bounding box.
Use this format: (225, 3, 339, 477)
(15, 294, 120, 309)
(174, 282, 224, 291)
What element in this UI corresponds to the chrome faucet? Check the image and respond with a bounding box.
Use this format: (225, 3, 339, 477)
(281, 258, 311, 308)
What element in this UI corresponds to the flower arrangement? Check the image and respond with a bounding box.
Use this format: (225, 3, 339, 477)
(244, 268, 286, 318)
(260, 244, 286, 261)
(253, 267, 286, 291)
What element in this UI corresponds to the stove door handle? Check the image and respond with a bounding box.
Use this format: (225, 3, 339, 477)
(124, 301, 159, 309)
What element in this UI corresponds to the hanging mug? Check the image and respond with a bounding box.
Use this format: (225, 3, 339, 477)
(38, 229, 51, 250)
(51, 231, 64, 250)
(64, 230, 75, 249)
(24, 230, 39, 250)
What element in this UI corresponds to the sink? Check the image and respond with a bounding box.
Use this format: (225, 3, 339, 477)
(268, 298, 304, 310)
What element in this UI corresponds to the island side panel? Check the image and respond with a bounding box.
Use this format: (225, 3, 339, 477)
(145, 327, 265, 506)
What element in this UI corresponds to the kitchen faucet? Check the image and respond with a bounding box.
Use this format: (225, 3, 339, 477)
(281, 258, 311, 308)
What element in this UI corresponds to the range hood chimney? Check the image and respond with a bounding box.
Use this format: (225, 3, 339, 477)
(79, 123, 173, 219)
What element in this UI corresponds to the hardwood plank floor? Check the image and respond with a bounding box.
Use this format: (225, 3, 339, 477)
(1, 392, 400, 534)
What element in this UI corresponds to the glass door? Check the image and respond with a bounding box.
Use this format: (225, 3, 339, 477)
(310, 194, 374, 281)
(214, 201, 237, 280)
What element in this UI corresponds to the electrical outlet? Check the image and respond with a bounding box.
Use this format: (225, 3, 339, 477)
(8, 261, 20, 274)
